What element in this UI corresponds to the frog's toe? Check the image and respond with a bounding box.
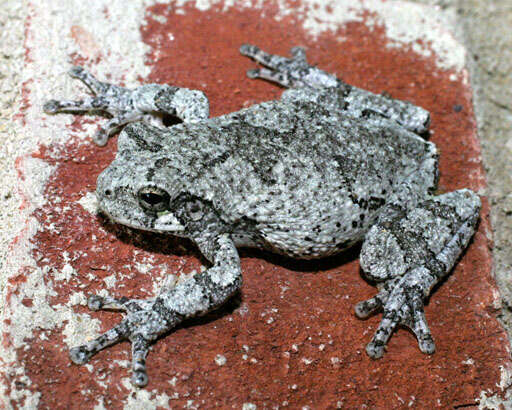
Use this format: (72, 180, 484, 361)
(365, 309, 399, 359)
(69, 345, 94, 365)
(290, 46, 307, 61)
(354, 294, 384, 319)
(366, 338, 386, 359)
(87, 293, 153, 313)
(93, 128, 109, 146)
(363, 278, 435, 358)
(87, 294, 129, 311)
(130, 334, 151, 387)
(246, 68, 260, 79)
(68, 65, 86, 78)
(239, 43, 257, 56)
(245, 67, 294, 87)
(409, 297, 436, 354)
(239, 43, 298, 71)
(43, 100, 61, 114)
(132, 370, 149, 388)
(355, 282, 396, 318)
(69, 321, 129, 364)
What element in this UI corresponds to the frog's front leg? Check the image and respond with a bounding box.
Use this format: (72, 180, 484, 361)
(356, 189, 481, 358)
(43, 66, 209, 145)
(70, 234, 241, 387)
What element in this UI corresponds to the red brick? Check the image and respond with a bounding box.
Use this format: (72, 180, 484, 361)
(2, 1, 510, 408)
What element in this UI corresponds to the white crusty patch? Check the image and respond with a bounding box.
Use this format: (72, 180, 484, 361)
(77, 191, 99, 215)
(17, 157, 56, 209)
(478, 365, 512, 409)
(60, 309, 103, 348)
(296, 0, 464, 72)
(120, 377, 172, 410)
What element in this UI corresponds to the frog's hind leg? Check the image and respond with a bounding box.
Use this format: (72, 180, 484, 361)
(240, 44, 430, 133)
(240, 44, 339, 89)
(343, 86, 431, 135)
(357, 189, 481, 358)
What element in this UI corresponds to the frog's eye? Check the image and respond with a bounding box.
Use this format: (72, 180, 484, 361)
(138, 187, 171, 212)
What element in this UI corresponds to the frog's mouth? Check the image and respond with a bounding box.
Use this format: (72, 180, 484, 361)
(99, 208, 185, 234)
(153, 210, 186, 233)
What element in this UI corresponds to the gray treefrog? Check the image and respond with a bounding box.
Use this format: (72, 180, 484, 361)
(43, 44, 481, 387)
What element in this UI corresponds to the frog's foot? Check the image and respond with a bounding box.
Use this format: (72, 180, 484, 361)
(44, 98, 134, 146)
(70, 294, 178, 387)
(42, 67, 117, 115)
(43, 66, 126, 114)
(355, 273, 436, 358)
(44, 65, 210, 145)
(357, 190, 481, 358)
(240, 44, 338, 89)
(43, 66, 141, 145)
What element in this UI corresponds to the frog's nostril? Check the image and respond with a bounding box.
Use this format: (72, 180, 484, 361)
(105, 189, 112, 197)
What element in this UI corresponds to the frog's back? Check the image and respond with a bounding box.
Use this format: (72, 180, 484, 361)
(140, 99, 435, 258)
(184, 99, 433, 257)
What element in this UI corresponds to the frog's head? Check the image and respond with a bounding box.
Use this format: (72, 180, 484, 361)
(96, 159, 186, 234)
(95, 123, 188, 235)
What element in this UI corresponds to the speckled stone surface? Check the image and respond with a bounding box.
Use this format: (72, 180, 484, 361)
(2, 1, 511, 408)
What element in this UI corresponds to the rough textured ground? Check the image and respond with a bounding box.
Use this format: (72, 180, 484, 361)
(1, 0, 511, 408)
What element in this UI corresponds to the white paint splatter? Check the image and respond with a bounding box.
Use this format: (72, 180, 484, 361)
(78, 191, 99, 215)
(214, 354, 227, 366)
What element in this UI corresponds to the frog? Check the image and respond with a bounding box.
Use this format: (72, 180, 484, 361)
(43, 44, 481, 387)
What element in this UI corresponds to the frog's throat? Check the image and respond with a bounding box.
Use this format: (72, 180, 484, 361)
(101, 209, 185, 234)
(154, 211, 186, 233)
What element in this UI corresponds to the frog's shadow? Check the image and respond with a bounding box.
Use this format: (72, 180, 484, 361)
(98, 213, 362, 272)
(99, 214, 362, 329)
(98, 214, 479, 334)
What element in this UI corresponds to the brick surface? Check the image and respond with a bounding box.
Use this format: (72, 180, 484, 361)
(2, 1, 511, 408)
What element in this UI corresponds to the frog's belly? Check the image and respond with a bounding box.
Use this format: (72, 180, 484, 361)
(253, 198, 381, 259)
(231, 226, 363, 258)
(259, 232, 362, 259)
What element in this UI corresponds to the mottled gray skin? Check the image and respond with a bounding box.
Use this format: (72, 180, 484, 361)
(43, 66, 209, 145)
(44, 45, 481, 387)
